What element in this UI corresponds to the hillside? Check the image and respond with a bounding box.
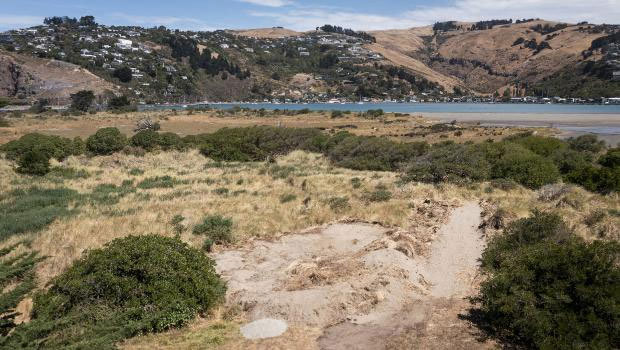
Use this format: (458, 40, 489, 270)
(369, 20, 617, 95)
(0, 51, 116, 101)
(232, 27, 302, 39)
(0, 17, 618, 103)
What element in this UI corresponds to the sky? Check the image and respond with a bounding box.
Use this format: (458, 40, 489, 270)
(1, 0, 619, 32)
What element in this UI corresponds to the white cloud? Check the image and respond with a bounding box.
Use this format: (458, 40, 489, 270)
(237, 0, 292, 7)
(111, 13, 215, 31)
(0, 15, 44, 30)
(249, 0, 620, 31)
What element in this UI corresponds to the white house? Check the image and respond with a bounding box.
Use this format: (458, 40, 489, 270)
(116, 39, 133, 50)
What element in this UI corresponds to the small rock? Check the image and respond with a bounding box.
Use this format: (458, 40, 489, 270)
(240, 318, 288, 340)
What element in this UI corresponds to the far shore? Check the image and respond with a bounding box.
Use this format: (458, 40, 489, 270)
(424, 112, 620, 145)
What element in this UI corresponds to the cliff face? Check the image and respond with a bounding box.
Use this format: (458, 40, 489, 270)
(0, 51, 116, 101)
(0, 54, 26, 97)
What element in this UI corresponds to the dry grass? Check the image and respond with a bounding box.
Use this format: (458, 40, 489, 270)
(0, 109, 540, 145)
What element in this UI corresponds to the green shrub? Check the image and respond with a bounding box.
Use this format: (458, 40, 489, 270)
(70, 90, 95, 112)
(468, 211, 619, 349)
(197, 127, 325, 162)
(86, 127, 127, 155)
(363, 187, 392, 202)
(568, 134, 606, 154)
(71, 136, 86, 155)
(4, 235, 226, 349)
(491, 143, 560, 189)
(45, 167, 90, 181)
(327, 196, 350, 213)
(403, 142, 490, 184)
(351, 177, 362, 189)
(480, 211, 571, 270)
(159, 132, 185, 151)
(213, 187, 230, 196)
(130, 130, 161, 151)
(129, 168, 144, 176)
(17, 149, 51, 176)
(0, 243, 42, 336)
(90, 182, 136, 205)
(507, 134, 567, 157)
(0, 187, 80, 241)
(280, 194, 297, 203)
(138, 176, 183, 190)
(599, 148, 620, 168)
(193, 215, 233, 251)
(327, 133, 428, 172)
(331, 110, 344, 118)
(0, 133, 77, 161)
(566, 164, 620, 194)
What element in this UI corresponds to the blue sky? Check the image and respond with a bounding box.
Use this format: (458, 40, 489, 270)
(1, 0, 619, 31)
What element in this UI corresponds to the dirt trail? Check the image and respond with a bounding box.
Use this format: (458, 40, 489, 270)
(214, 202, 488, 349)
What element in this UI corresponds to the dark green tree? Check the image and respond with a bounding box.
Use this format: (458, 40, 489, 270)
(70, 90, 95, 112)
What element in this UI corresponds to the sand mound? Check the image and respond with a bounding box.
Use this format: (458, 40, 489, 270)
(214, 202, 486, 348)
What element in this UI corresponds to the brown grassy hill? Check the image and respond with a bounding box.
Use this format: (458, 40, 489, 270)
(232, 28, 302, 38)
(0, 51, 116, 101)
(369, 20, 607, 94)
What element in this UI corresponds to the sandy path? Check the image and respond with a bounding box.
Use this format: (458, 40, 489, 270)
(422, 202, 484, 298)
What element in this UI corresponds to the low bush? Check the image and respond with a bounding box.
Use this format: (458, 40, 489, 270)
(197, 127, 326, 162)
(17, 149, 51, 175)
(4, 235, 226, 349)
(280, 194, 297, 203)
(327, 196, 350, 213)
(86, 127, 127, 155)
(491, 143, 560, 189)
(599, 148, 620, 168)
(0, 187, 80, 241)
(0, 133, 80, 161)
(568, 134, 606, 154)
(327, 133, 428, 171)
(363, 185, 393, 202)
(137, 176, 184, 190)
(193, 215, 233, 251)
(130, 130, 161, 151)
(403, 142, 490, 184)
(0, 243, 42, 336)
(159, 132, 185, 151)
(468, 211, 619, 349)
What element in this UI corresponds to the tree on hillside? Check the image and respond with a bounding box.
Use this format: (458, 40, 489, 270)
(108, 95, 131, 110)
(70, 90, 95, 112)
(79, 16, 97, 27)
(319, 53, 339, 69)
(113, 66, 133, 83)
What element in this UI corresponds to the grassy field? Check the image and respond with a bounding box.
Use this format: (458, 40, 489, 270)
(0, 110, 617, 348)
(0, 109, 550, 145)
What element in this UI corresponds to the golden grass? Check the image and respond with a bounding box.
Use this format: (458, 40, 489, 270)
(0, 109, 542, 145)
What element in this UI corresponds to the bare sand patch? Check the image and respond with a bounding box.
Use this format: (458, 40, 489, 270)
(214, 202, 489, 349)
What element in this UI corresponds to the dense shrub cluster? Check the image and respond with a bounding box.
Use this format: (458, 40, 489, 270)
(0, 133, 85, 174)
(1, 127, 617, 194)
(403, 134, 616, 191)
(4, 235, 226, 349)
(467, 211, 619, 349)
(130, 130, 184, 151)
(86, 127, 127, 155)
